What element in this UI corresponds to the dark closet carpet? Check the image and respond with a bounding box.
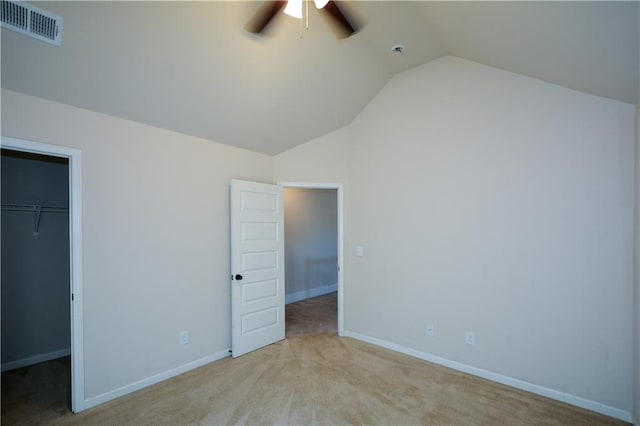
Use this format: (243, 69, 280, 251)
(2, 355, 71, 424)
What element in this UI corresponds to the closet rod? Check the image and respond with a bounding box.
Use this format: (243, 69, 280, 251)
(1, 203, 68, 212)
(1, 204, 69, 236)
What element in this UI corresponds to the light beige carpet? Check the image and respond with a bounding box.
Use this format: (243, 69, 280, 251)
(1, 293, 626, 425)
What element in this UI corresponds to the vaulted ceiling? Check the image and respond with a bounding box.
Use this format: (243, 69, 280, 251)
(2, 1, 638, 155)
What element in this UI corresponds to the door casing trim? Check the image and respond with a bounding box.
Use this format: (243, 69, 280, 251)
(1, 136, 85, 412)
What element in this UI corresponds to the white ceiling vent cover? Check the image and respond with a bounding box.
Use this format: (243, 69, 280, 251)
(1, 0, 62, 46)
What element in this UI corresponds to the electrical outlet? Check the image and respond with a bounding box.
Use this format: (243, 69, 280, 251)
(179, 330, 189, 345)
(465, 331, 475, 345)
(425, 324, 434, 336)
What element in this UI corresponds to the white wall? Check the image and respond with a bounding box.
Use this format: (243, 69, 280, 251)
(1, 89, 273, 402)
(273, 128, 351, 184)
(284, 188, 338, 303)
(275, 56, 636, 417)
(1, 152, 70, 368)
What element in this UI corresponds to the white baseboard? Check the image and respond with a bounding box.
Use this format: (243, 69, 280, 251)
(344, 330, 632, 423)
(83, 349, 230, 410)
(1, 347, 71, 372)
(285, 283, 337, 305)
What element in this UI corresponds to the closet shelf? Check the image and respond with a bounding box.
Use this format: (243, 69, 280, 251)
(1, 204, 69, 236)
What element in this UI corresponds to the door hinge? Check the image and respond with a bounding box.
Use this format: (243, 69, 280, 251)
(71, 293, 74, 301)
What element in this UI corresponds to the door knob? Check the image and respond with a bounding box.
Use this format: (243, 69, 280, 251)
(234, 274, 243, 281)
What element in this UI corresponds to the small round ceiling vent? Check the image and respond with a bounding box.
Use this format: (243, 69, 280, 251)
(391, 44, 405, 55)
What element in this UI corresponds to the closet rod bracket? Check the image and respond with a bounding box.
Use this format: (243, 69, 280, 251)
(33, 205, 42, 237)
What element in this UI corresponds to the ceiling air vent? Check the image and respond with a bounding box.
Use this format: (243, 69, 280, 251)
(1, 0, 62, 46)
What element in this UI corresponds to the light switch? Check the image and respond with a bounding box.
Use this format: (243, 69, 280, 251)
(356, 246, 364, 257)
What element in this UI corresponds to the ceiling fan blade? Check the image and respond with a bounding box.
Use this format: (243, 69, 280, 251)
(319, 1, 361, 39)
(245, 1, 286, 34)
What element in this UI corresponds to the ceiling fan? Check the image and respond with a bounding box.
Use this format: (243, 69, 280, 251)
(245, 0, 361, 39)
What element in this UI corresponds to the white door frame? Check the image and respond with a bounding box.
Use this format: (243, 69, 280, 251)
(279, 182, 344, 336)
(1, 136, 85, 412)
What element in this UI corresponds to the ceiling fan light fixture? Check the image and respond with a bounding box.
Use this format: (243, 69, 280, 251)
(284, 0, 303, 19)
(314, 0, 329, 9)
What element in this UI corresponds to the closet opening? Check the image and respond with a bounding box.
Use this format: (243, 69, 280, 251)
(1, 137, 84, 417)
(1, 148, 71, 415)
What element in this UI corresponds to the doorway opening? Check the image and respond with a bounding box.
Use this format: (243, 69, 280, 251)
(280, 183, 344, 337)
(0, 137, 84, 414)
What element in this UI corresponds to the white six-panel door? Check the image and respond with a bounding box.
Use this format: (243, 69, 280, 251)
(230, 179, 285, 357)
